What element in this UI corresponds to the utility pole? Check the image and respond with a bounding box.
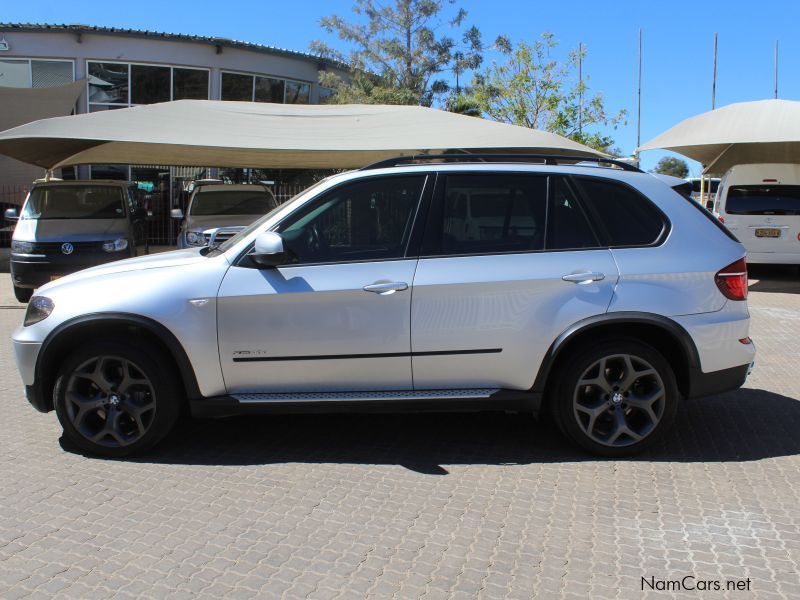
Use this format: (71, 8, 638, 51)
(774, 40, 779, 99)
(636, 29, 642, 164)
(578, 42, 583, 136)
(712, 32, 718, 109)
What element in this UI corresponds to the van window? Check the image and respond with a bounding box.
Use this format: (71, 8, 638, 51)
(575, 177, 666, 246)
(689, 179, 719, 194)
(21, 186, 126, 220)
(725, 185, 800, 215)
(190, 190, 277, 216)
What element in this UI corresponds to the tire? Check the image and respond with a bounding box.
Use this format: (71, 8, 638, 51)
(550, 339, 679, 457)
(13, 285, 33, 303)
(54, 340, 181, 457)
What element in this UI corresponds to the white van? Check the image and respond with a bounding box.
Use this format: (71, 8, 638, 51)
(714, 163, 800, 265)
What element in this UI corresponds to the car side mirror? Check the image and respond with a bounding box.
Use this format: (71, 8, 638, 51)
(170, 208, 184, 219)
(4, 207, 19, 222)
(251, 231, 286, 268)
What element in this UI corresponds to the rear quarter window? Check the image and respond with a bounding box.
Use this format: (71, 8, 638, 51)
(573, 177, 666, 247)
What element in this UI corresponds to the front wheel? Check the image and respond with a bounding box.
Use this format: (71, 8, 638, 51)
(551, 340, 679, 457)
(54, 341, 181, 457)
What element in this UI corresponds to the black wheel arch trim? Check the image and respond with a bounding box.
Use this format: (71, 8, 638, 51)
(532, 311, 702, 394)
(31, 312, 201, 412)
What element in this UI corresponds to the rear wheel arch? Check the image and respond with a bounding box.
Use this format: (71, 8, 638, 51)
(534, 313, 700, 400)
(36, 313, 200, 412)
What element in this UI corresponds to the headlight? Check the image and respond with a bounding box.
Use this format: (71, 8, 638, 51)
(102, 238, 129, 252)
(24, 296, 54, 326)
(186, 230, 207, 246)
(11, 240, 34, 254)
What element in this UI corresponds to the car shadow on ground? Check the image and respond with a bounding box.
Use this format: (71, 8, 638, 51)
(748, 265, 800, 294)
(61, 388, 800, 473)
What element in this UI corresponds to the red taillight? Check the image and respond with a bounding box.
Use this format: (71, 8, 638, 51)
(715, 257, 748, 300)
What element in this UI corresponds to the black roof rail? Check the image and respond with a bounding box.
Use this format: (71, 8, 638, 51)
(360, 153, 643, 173)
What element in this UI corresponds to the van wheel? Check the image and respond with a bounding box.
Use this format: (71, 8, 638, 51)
(13, 285, 33, 303)
(551, 340, 679, 457)
(54, 340, 181, 457)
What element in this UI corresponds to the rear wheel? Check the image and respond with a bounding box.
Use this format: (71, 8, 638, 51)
(54, 340, 181, 457)
(13, 285, 33, 303)
(551, 339, 679, 457)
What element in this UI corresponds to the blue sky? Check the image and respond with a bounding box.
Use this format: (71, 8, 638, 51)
(5, 0, 800, 173)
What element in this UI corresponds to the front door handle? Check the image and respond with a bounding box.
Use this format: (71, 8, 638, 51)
(363, 281, 409, 295)
(562, 271, 605, 284)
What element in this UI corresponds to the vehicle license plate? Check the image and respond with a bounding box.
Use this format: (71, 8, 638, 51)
(755, 228, 780, 238)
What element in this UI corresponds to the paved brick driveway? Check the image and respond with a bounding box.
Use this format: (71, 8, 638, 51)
(1, 267, 799, 599)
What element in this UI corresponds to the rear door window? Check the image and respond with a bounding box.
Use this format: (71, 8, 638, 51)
(425, 174, 547, 255)
(575, 177, 666, 246)
(725, 185, 800, 215)
(546, 178, 601, 250)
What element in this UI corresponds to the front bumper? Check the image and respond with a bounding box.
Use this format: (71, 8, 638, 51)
(10, 252, 129, 289)
(12, 336, 49, 412)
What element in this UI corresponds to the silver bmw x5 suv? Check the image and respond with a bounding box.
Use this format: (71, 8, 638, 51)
(11, 156, 756, 457)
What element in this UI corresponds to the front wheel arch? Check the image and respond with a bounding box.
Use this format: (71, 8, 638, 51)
(35, 314, 200, 412)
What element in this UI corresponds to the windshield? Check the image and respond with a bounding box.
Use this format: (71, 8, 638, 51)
(22, 185, 125, 220)
(190, 190, 277, 216)
(213, 179, 334, 254)
(726, 185, 800, 215)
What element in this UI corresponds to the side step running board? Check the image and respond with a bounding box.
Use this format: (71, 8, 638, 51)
(233, 388, 501, 403)
(189, 389, 542, 418)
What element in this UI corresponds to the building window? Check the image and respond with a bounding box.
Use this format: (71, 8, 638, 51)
(31, 60, 74, 88)
(285, 80, 310, 104)
(173, 68, 209, 100)
(88, 62, 129, 104)
(87, 61, 210, 111)
(131, 64, 170, 104)
(221, 70, 311, 104)
(0, 58, 74, 88)
(220, 72, 253, 101)
(255, 76, 284, 103)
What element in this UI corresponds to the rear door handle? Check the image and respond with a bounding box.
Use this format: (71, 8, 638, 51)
(363, 281, 409, 295)
(562, 271, 605, 284)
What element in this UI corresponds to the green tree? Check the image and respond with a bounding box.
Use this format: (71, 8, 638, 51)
(311, 0, 483, 106)
(470, 33, 627, 153)
(445, 93, 481, 117)
(652, 156, 689, 178)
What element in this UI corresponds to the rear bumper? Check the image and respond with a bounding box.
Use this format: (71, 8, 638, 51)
(687, 362, 751, 399)
(746, 251, 800, 265)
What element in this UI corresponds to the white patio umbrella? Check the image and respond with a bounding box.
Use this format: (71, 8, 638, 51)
(0, 100, 603, 170)
(639, 99, 800, 175)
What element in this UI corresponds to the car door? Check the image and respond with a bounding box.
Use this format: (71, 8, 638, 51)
(410, 173, 619, 391)
(217, 174, 429, 394)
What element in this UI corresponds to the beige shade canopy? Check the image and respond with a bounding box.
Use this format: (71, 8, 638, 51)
(639, 99, 800, 175)
(0, 100, 602, 170)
